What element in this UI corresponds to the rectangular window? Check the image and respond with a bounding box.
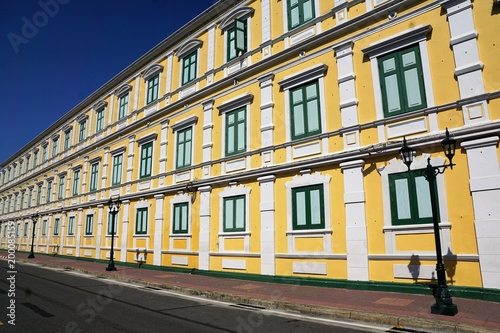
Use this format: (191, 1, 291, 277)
(135, 208, 148, 235)
(107, 211, 118, 235)
(52, 139, 58, 157)
(14, 195, 18, 212)
(68, 216, 75, 236)
(26, 156, 30, 171)
(33, 151, 38, 168)
(292, 184, 325, 230)
(19, 161, 23, 175)
(85, 215, 94, 235)
(24, 222, 28, 237)
(79, 120, 86, 142)
(378, 45, 426, 117)
(58, 176, 65, 199)
(389, 171, 436, 226)
(28, 188, 33, 208)
(227, 18, 247, 61)
(146, 75, 159, 104)
(64, 131, 71, 150)
(225, 107, 246, 156)
(172, 202, 189, 234)
(89, 163, 99, 191)
(176, 127, 192, 169)
(73, 170, 80, 196)
(111, 154, 123, 185)
(95, 108, 105, 132)
(46, 180, 52, 203)
(287, 0, 315, 30)
(290, 80, 321, 140)
(36, 185, 42, 205)
(182, 50, 197, 86)
(16, 223, 20, 237)
(20, 192, 24, 210)
(223, 195, 246, 232)
(53, 218, 60, 236)
(42, 146, 47, 162)
(118, 93, 129, 120)
(139, 142, 153, 179)
(42, 220, 47, 236)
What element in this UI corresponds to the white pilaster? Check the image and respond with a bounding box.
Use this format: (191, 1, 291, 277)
(153, 194, 164, 266)
(258, 73, 275, 166)
(76, 208, 83, 257)
(334, 41, 360, 150)
(102, 147, 109, 189)
(133, 76, 140, 111)
(126, 136, 135, 184)
(198, 186, 212, 270)
(159, 120, 169, 175)
(96, 204, 103, 259)
(340, 159, 369, 281)
(120, 200, 130, 262)
(258, 175, 276, 275)
(461, 136, 500, 289)
(202, 99, 214, 178)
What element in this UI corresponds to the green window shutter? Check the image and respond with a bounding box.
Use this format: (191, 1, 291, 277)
(58, 177, 64, 199)
(288, 0, 315, 30)
(118, 93, 129, 119)
(235, 18, 247, 54)
(223, 195, 246, 232)
(53, 218, 59, 236)
(68, 217, 75, 235)
(225, 107, 246, 156)
(290, 81, 321, 140)
(112, 154, 123, 185)
(90, 163, 99, 191)
(176, 127, 192, 169)
(389, 171, 437, 226)
(85, 215, 93, 235)
(73, 170, 80, 196)
(136, 208, 148, 234)
(42, 220, 47, 236)
(108, 212, 117, 235)
(46, 181, 52, 203)
(292, 184, 325, 230)
(379, 45, 426, 117)
(147, 75, 159, 104)
(140, 142, 153, 178)
(173, 202, 189, 234)
(96, 108, 105, 132)
(79, 121, 86, 142)
(182, 51, 197, 85)
(64, 131, 71, 150)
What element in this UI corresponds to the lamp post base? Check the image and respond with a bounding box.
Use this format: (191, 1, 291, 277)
(431, 285, 458, 316)
(105, 265, 117, 271)
(28, 253, 35, 258)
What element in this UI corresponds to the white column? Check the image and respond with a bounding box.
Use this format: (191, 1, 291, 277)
(461, 136, 500, 288)
(340, 160, 369, 281)
(102, 148, 109, 190)
(258, 175, 276, 275)
(59, 212, 66, 255)
(153, 194, 164, 266)
(107, 94, 115, 125)
(120, 200, 130, 262)
(202, 99, 214, 178)
(334, 41, 360, 150)
(81, 157, 89, 194)
(258, 73, 275, 167)
(198, 186, 212, 270)
(76, 208, 83, 257)
(207, 24, 216, 73)
(96, 204, 104, 259)
(165, 52, 173, 96)
(133, 76, 140, 111)
(261, 0, 272, 58)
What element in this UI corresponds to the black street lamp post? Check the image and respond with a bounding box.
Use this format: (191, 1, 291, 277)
(106, 196, 121, 271)
(28, 213, 39, 258)
(399, 129, 458, 316)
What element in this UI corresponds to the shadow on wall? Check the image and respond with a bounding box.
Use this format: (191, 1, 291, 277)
(406, 248, 458, 285)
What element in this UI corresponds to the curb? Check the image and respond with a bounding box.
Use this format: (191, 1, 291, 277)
(19, 259, 500, 333)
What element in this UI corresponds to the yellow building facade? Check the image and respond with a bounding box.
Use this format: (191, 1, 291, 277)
(1, 0, 500, 291)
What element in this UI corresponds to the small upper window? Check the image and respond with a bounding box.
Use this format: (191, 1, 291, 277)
(227, 19, 247, 62)
(182, 51, 197, 86)
(287, 0, 315, 31)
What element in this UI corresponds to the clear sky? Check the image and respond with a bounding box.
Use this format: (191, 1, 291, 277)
(0, 0, 214, 166)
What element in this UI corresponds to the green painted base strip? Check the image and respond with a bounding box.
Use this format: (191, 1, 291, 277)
(15, 250, 500, 302)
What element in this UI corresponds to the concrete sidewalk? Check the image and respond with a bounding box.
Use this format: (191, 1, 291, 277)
(3, 251, 500, 333)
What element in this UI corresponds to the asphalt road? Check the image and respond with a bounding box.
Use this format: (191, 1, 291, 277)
(0, 260, 395, 333)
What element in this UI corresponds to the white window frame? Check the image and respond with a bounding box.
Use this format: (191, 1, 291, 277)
(176, 39, 202, 96)
(380, 154, 452, 256)
(361, 25, 437, 141)
(218, 184, 251, 253)
(282, 0, 321, 47)
(285, 171, 332, 254)
(143, 64, 163, 106)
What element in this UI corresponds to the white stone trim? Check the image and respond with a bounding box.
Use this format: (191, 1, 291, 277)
(169, 192, 193, 252)
(218, 184, 251, 253)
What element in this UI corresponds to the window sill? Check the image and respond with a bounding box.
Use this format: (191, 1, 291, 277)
(383, 222, 451, 233)
(218, 231, 250, 237)
(286, 229, 333, 236)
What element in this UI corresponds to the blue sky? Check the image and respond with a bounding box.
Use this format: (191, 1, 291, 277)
(0, 0, 214, 166)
